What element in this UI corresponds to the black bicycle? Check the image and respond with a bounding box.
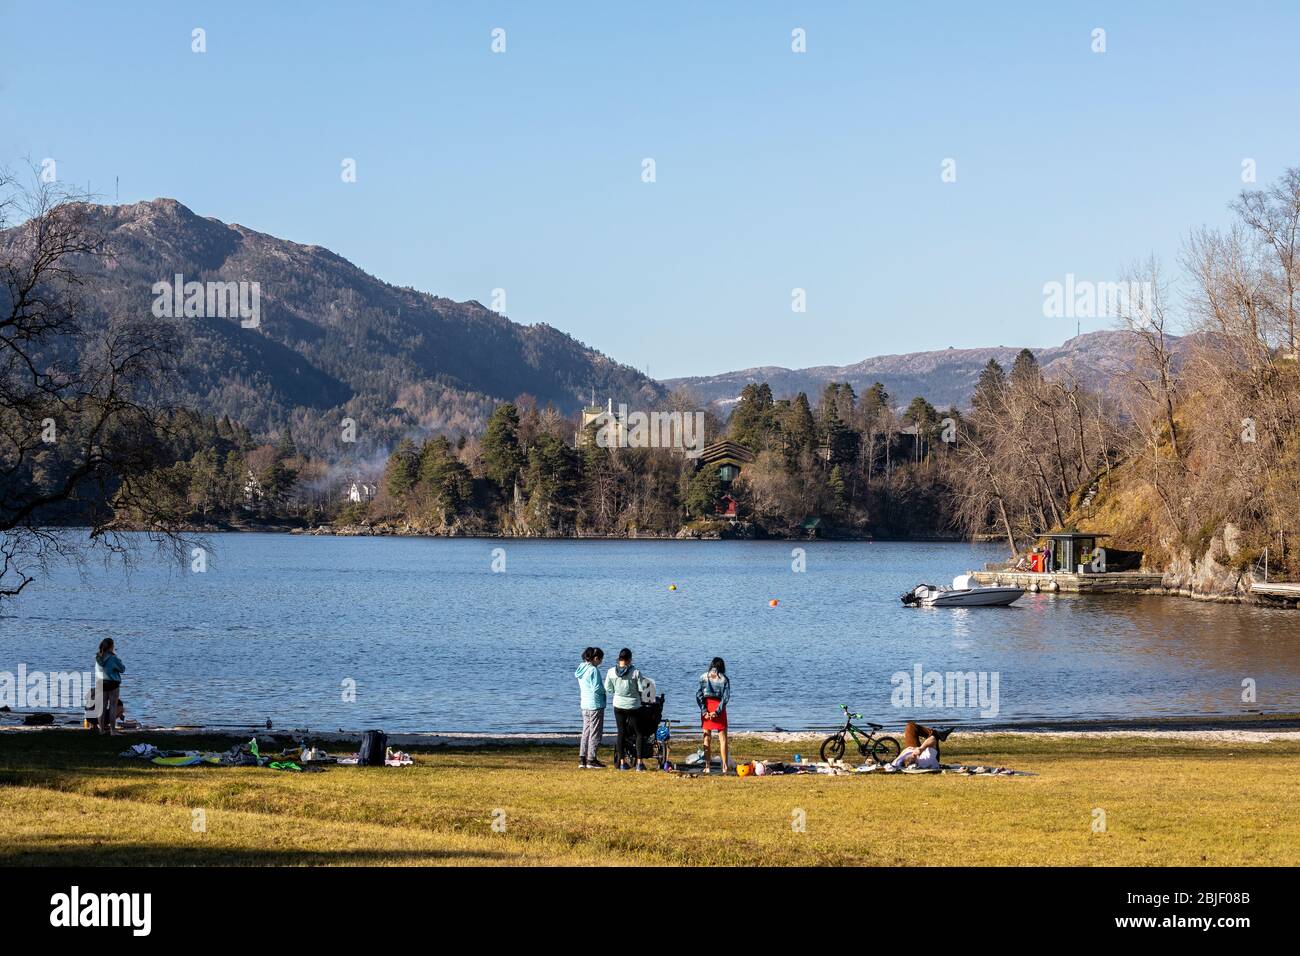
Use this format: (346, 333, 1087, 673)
(820, 704, 902, 764)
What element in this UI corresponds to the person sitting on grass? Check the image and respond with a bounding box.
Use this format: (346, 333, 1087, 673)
(696, 657, 731, 774)
(575, 646, 607, 769)
(889, 721, 954, 770)
(604, 648, 646, 772)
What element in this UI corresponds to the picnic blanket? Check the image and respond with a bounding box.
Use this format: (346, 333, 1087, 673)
(677, 759, 1034, 777)
(854, 761, 1034, 776)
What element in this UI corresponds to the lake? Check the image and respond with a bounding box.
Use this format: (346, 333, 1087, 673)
(3, 534, 1299, 732)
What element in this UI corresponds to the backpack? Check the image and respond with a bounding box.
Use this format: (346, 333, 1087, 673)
(358, 730, 387, 766)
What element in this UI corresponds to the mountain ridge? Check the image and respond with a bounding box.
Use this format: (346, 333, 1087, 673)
(16, 198, 665, 457)
(664, 330, 1182, 409)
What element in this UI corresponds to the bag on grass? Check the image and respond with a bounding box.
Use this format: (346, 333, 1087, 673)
(358, 730, 388, 766)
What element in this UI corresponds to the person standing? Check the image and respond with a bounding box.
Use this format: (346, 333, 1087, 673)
(697, 657, 731, 774)
(604, 648, 646, 771)
(94, 638, 126, 737)
(575, 647, 607, 769)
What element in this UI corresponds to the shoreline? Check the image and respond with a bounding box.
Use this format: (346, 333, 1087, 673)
(100, 520, 979, 544)
(7, 712, 1299, 746)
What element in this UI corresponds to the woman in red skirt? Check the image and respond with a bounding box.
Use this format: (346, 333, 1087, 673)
(696, 657, 731, 774)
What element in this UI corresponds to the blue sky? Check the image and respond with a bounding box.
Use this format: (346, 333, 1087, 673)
(4, 1, 1299, 378)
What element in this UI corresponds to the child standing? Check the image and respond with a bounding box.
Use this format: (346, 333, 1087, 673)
(93, 638, 126, 737)
(575, 647, 606, 769)
(696, 657, 731, 774)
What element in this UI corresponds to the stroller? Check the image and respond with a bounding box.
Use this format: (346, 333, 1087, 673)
(617, 694, 673, 769)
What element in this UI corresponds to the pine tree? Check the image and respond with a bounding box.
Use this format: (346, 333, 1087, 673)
(1010, 348, 1041, 387)
(729, 383, 775, 451)
(481, 403, 525, 495)
(276, 427, 298, 461)
(784, 392, 817, 458)
(973, 359, 1007, 412)
(524, 433, 580, 530)
(684, 465, 724, 518)
(828, 464, 847, 508)
(384, 438, 420, 499)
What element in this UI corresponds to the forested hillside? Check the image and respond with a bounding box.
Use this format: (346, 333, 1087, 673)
(12, 198, 663, 458)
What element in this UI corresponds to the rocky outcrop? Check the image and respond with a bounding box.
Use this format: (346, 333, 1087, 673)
(1159, 524, 1252, 602)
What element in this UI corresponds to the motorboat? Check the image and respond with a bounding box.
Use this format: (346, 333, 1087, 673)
(901, 573, 1024, 608)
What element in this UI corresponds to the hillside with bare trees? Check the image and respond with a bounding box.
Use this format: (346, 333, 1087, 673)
(953, 168, 1300, 598)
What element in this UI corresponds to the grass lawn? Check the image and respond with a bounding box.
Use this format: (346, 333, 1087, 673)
(1, 730, 1298, 866)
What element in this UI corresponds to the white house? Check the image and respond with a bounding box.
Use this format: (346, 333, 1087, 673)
(348, 481, 377, 503)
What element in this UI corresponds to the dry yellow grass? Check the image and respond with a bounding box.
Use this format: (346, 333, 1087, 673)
(1, 731, 1297, 866)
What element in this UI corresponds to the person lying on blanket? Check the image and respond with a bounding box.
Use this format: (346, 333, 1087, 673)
(890, 721, 954, 770)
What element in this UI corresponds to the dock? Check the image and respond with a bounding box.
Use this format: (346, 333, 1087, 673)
(1249, 581, 1300, 603)
(971, 570, 1165, 593)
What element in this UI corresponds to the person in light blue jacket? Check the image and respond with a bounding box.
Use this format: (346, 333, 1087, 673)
(93, 637, 126, 736)
(604, 648, 646, 771)
(575, 647, 606, 769)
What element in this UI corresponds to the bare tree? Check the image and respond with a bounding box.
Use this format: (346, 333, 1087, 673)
(1232, 167, 1300, 355)
(0, 167, 188, 599)
(1117, 256, 1185, 469)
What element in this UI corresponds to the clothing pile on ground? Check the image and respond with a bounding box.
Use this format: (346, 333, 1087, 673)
(119, 739, 308, 771)
(118, 738, 418, 771)
(336, 748, 413, 767)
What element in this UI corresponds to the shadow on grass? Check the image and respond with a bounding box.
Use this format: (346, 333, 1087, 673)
(0, 842, 512, 866)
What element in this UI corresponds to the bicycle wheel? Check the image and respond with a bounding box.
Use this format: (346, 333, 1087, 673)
(871, 736, 901, 765)
(820, 734, 846, 762)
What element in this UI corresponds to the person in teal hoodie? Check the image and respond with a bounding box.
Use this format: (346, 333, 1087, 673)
(93, 637, 126, 736)
(575, 647, 606, 769)
(604, 647, 646, 771)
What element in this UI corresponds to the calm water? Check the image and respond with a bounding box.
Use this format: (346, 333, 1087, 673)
(3, 534, 1300, 732)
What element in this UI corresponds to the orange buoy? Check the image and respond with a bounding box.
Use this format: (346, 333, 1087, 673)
(769, 599, 779, 607)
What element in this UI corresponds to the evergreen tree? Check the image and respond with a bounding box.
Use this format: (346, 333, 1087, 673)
(524, 433, 580, 529)
(187, 448, 222, 517)
(783, 392, 817, 458)
(258, 458, 297, 510)
(1010, 348, 1041, 387)
(384, 437, 420, 499)
(222, 451, 245, 510)
(828, 464, 847, 508)
(860, 382, 889, 423)
(729, 383, 775, 451)
(684, 464, 724, 518)
(819, 382, 856, 425)
(417, 436, 471, 519)
(276, 427, 298, 461)
(903, 396, 939, 429)
(481, 403, 525, 495)
(973, 359, 1007, 412)
(822, 405, 858, 467)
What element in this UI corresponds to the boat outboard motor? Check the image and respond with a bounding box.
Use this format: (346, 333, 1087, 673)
(901, 585, 934, 606)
